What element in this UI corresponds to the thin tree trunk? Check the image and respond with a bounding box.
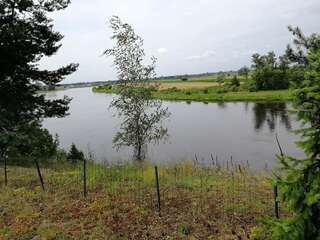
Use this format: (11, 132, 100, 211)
(137, 144, 142, 160)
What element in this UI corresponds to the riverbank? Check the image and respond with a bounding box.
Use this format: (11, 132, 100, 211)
(93, 85, 293, 102)
(0, 161, 274, 239)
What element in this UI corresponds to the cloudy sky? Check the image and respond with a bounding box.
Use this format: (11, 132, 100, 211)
(40, 0, 320, 83)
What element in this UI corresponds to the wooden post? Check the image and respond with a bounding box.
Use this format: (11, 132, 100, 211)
(210, 154, 215, 166)
(154, 166, 161, 214)
(274, 185, 280, 219)
(83, 158, 87, 197)
(34, 159, 45, 191)
(4, 155, 7, 186)
(194, 154, 198, 164)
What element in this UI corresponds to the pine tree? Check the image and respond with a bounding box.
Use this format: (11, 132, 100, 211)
(259, 28, 320, 240)
(0, 1, 78, 136)
(0, 0, 78, 176)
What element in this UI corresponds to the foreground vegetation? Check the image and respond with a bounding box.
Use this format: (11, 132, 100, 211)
(0, 161, 276, 239)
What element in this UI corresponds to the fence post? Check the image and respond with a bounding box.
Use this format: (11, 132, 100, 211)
(34, 159, 45, 191)
(4, 155, 7, 186)
(154, 166, 161, 214)
(274, 185, 280, 219)
(83, 158, 87, 198)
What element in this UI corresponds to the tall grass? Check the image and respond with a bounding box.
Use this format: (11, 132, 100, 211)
(0, 159, 278, 239)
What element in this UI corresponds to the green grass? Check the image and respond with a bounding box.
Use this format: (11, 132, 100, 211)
(93, 84, 293, 102)
(0, 160, 275, 239)
(153, 88, 293, 102)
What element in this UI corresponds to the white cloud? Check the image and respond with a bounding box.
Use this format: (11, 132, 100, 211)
(186, 50, 216, 60)
(41, 0, 320, 83)
(157, 48, 168, 54)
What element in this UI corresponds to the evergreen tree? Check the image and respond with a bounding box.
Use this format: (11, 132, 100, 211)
(67, 143, 84, 163)
(259, 29, 320, 240)
(0, 1, 78, 161)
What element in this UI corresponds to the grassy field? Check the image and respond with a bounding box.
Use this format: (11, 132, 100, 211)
(93, 74, 293, 102)
(152, 81, 220, 90)
(93, 83, 293, 102)
(0, 161, 276, 239)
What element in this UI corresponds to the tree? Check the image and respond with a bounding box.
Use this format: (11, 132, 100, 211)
(0, 0, 78, 180)
(67, 143, 84, 163)
(259, 29, 320, 239)
(250, 52, 290, 91)
(104, 16, 170, 160)
(238, 66, 249, 81)
(8, 123, 59, 165)
(285, 26, 320, 86)
(216, 74, 225, 86)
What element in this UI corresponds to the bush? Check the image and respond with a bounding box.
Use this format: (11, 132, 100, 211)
(230, 76, 240, 87)
(169, 87, 179, 92)
(185, 91, 191, 95)
(203, 89, 209, 94)
(178, 223, 192, 235)
(216, 88, 228, 94)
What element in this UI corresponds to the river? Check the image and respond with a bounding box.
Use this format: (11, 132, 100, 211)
(43, 87, 304, 169)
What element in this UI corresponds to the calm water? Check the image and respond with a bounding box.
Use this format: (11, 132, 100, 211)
(43, 87, 304, 169)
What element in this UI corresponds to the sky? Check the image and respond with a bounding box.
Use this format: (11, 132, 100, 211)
(40, 0, 320, 84)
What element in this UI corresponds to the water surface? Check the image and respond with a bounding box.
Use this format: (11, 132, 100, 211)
(43, 87, 304, 169)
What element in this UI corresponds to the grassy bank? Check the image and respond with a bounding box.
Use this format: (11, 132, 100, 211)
(0, 161, 275, 239)
(93, 84, 293, 102)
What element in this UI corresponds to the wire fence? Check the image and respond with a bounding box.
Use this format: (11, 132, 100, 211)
(0, 156, 282, 225)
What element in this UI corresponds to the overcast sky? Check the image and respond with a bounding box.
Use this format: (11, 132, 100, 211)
(40, 0, 320, 83)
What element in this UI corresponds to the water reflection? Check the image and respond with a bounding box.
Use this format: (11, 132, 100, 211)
(43, 88, 304, 170)
(252, 102, 292, 132)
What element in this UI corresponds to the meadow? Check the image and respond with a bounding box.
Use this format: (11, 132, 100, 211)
(93, 75, 293, 102)
(0, 160, 278, 239)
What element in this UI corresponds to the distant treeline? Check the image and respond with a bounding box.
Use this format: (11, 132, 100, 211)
(43, 71, 239, 90)
(155, 70, 238, 80)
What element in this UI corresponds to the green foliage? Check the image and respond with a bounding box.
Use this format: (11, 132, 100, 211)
(230, 75, 240, 87)
(94, 84, 293, 102)
(0, 0, 77, 162)
(250, 52, 290, 91)
(104, 16, 170, 160)
(238, 66, 250, 80)
(178, 223, 192, 235)
(285, 26, 320, 87)
(261, 29, 320, 239)
(216, 74, 225, 85)
(67, 143, 84, 163)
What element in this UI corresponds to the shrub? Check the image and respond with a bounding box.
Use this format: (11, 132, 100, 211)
(185, 91, 191, 95)
(178, 223, 192, 235)
(230, 75, 240, 87)
(203, 89, 209, 94)
(169, 87, 179, 92)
